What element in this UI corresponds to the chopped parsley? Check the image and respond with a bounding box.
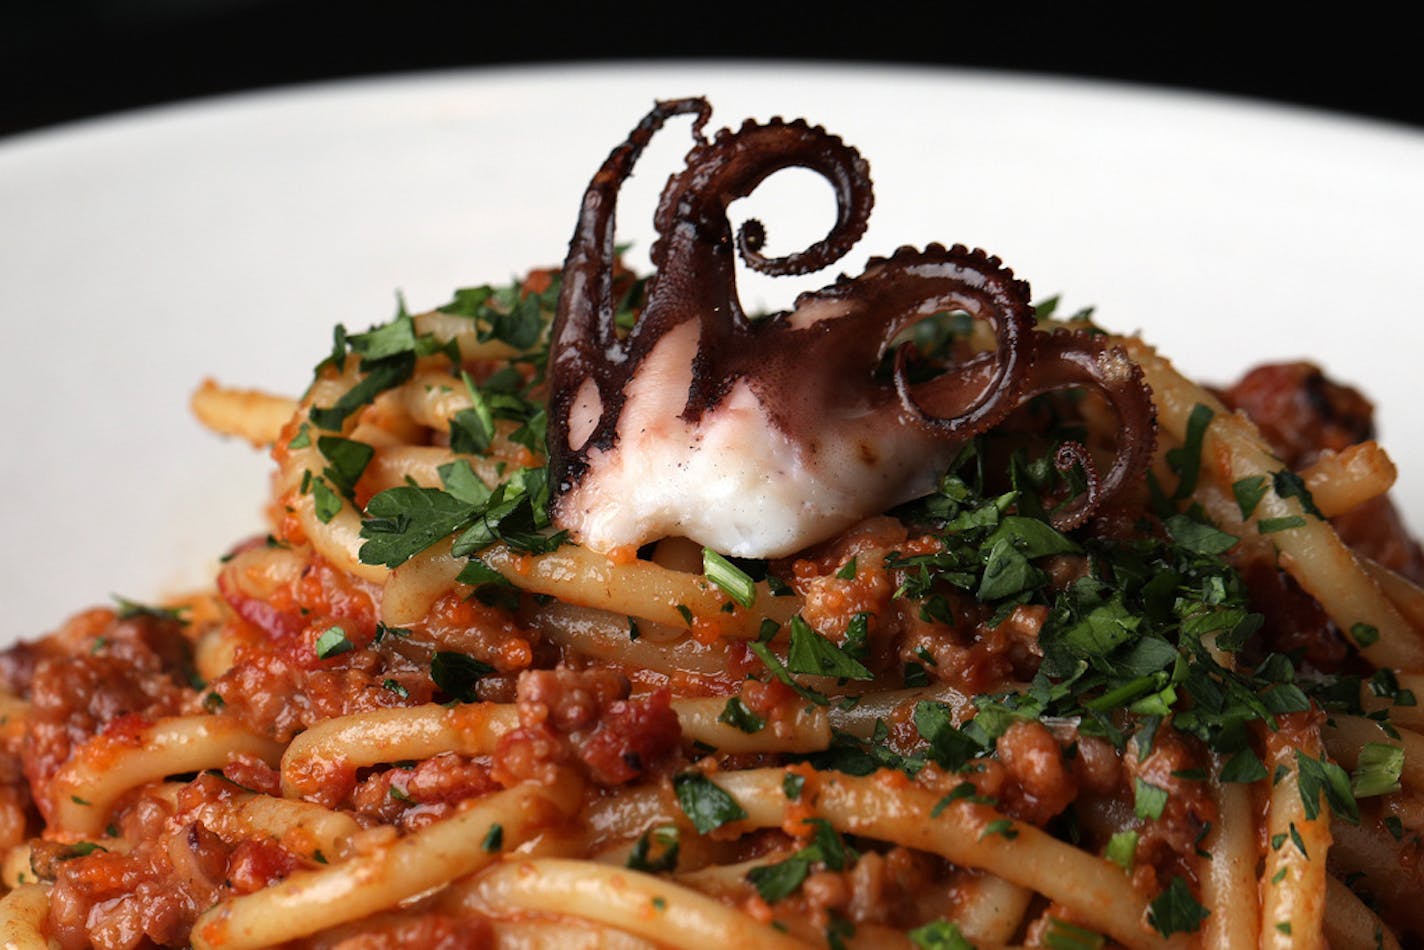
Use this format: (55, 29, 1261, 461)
(907, 920, 975, 950)
(314, 626, 353, 660)
(1104, 830, 1138, 871)
(1289, 821, 1309, 858)
(748, 640, 830, 707)
(1166, 404, 1214, 499)
(1352, 742, 1404, 798)
(112, 596, 187, 625)
(481, 824, 504, 853)
(360, 466, 563, 568)
(302, 278, 561, 575)
(904, 661, 931, 687)
(1164, 514, 1238, 556)
(785, 615, 873, 681)
(316, 435, 374, 500)
(825, 915, 855, 950)
(672, 772, 747, 833)
(747, 818, 853, 902)
(931, 782, 996, 817)
(915, 701, 980, 772)
(454, 556, 510, 588)
(429, 651, 493, 702)
(310, 353, 415, 431)
(809, 720, 925, 777)
(287, 423, 312, 449)
(718, 697, 766, 734)
(1351, 622, 1381, 648)
(878, 437, 1335, 805)
(1148, 875, 1209, 936)
(1295, 750, 1358, 823)
(358, 487, 477, 567)
(1231, 475, 1269, 519)
(1044, 919, 1106, 950)
(309, 282, 555, 435)
(438, 278, 552, 352)
(1134, 778, 1169, 820)
(1219, 747, 1267, 783)
(703, 548, 756, 608)
(1272, 469, 1324, 519)
(626, 824, 680, 873)
(309, 477, 343, 523)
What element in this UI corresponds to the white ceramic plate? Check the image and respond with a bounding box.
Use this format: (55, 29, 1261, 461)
(3, 63, 1423, 641)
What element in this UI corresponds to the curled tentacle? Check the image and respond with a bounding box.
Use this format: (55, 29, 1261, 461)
(876, 245, 1035, 438)
(647, 115, 874, 283)
(1048, 441, 1104, 531)
(1018, 330, 1158, 530)
(692, 242, 1037, 438)
(734, 217, 767, 260)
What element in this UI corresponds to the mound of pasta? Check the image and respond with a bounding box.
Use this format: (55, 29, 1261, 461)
(4, 99, 1424, 950)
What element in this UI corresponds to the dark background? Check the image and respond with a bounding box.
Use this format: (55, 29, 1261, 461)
(2, 2, 1421, 140)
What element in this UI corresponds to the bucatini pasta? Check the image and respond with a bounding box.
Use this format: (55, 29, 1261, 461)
(3, 98, 1424, 949)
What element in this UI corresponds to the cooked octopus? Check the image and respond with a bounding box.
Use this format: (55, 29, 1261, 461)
(546, 98, 1156, 557)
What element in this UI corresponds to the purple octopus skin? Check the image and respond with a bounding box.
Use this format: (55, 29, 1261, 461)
(545, 98, 1157, 558)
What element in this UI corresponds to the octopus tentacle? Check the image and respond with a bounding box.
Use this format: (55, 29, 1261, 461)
(674, 242, 1036, 438)
(835, 243, 1035, 437)
(548, 98, 710, 484)
(1016, 330, 1158, 530)
(647, 115, 873, 284)
(1048, 441, 1104, 531)
(555, 98, 709, 359)
(632, 115, 873, 405)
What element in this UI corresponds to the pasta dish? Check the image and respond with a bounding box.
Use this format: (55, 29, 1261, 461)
(3, 98, 1423, 949)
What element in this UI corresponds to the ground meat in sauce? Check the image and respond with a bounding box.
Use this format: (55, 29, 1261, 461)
(1237, 558, 1351, 671)
(350, 752, 498, 830)
(738, 677, 811, 742)
(0, 752, 31, 851)
(42, 774, 317, 950)
(903, 600, 1046, 696)
(491, 669, 681, 787)
(212, 646, 432, 745)
(1332, 493, 1424, 583)
(1221, 362, 1373, 464)
(1125, 729, 1215, 890)
(992, 720, 1078, 826)
(212, 554, 542, 742)
(13, 610, 195, 805)
(750, 846, 945, 933)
